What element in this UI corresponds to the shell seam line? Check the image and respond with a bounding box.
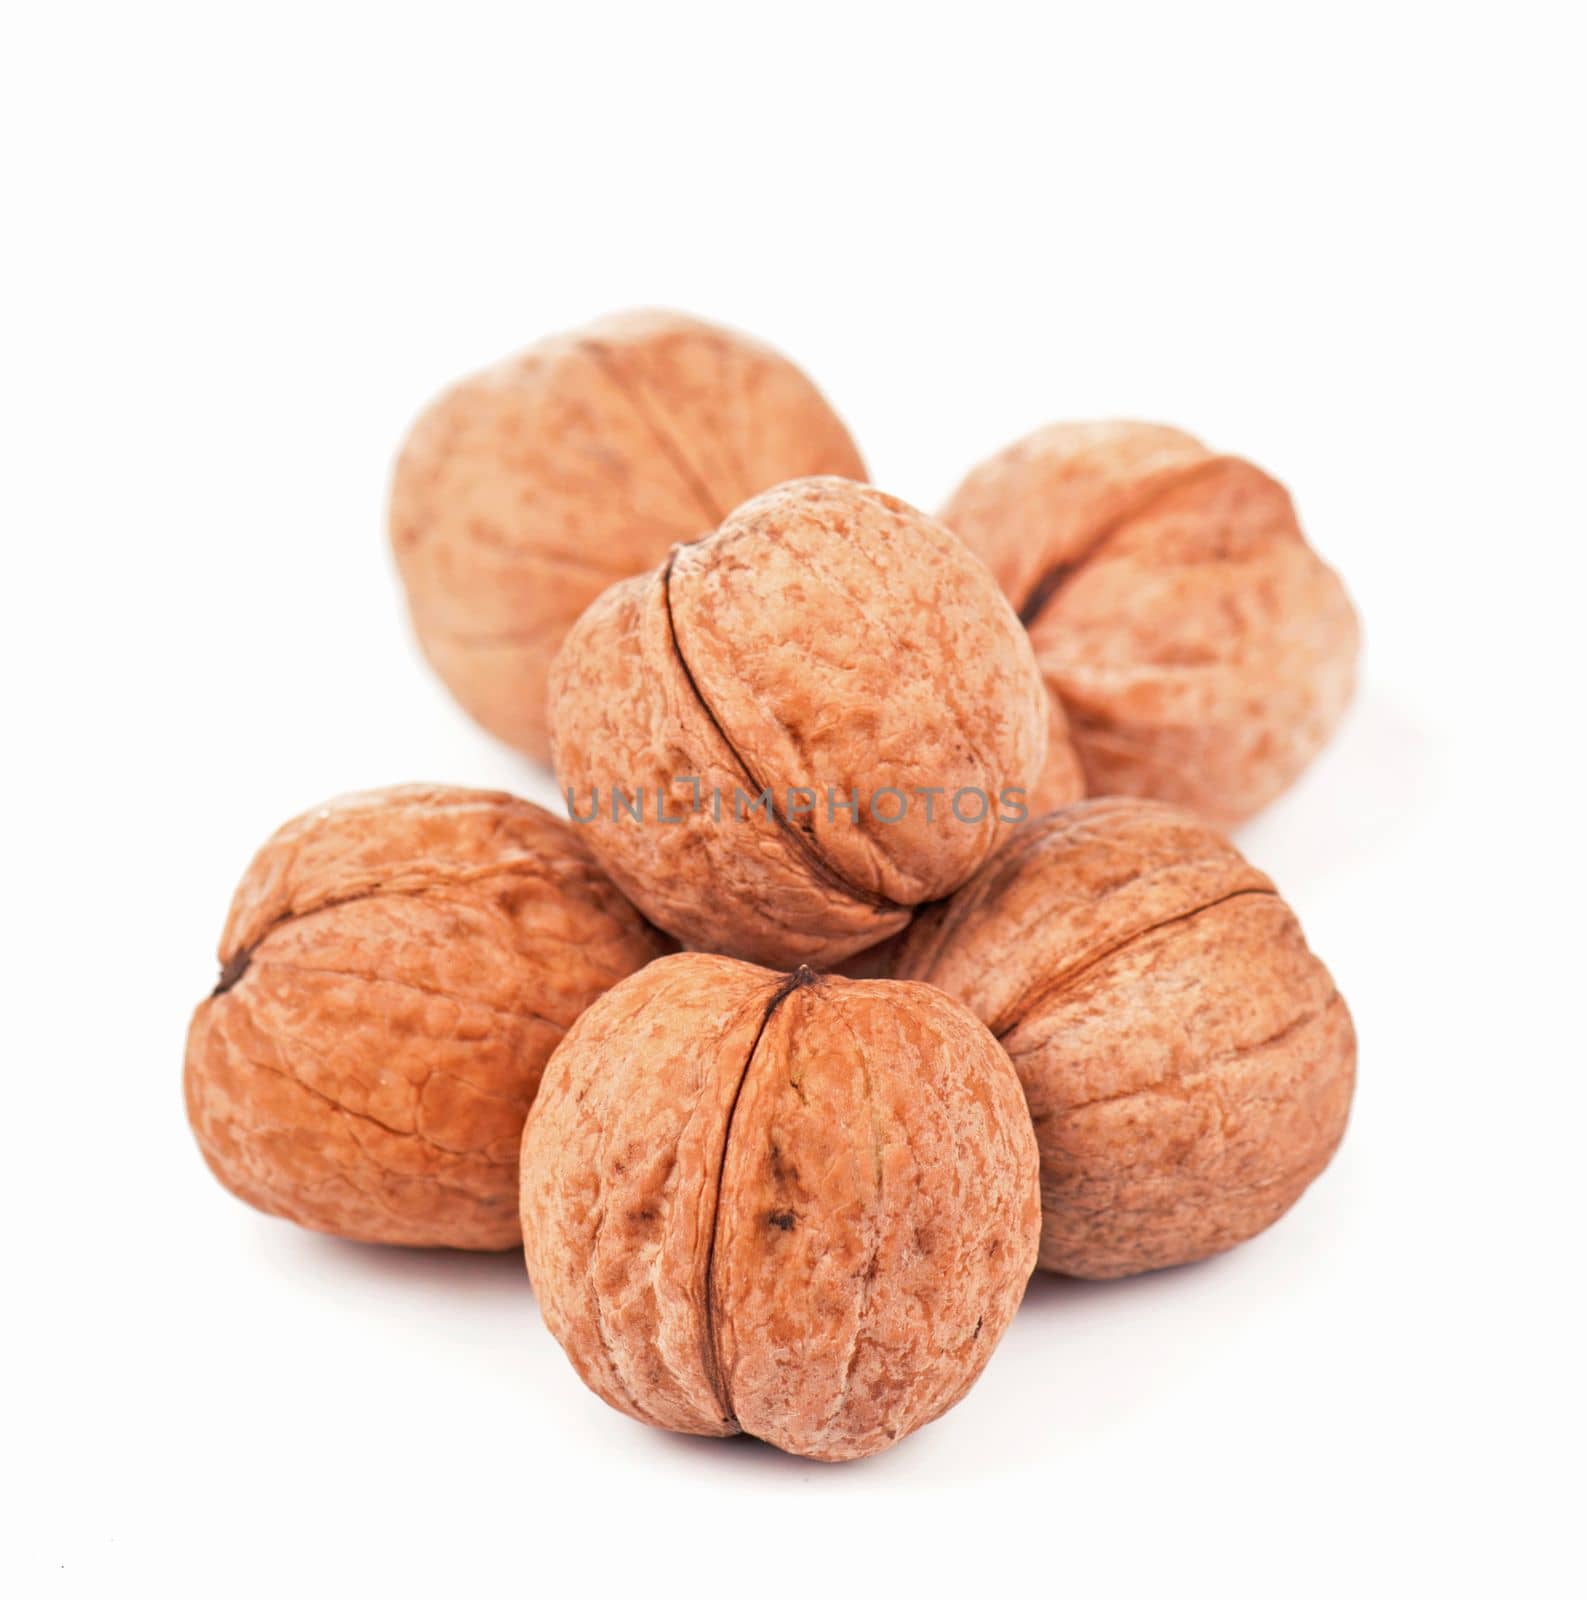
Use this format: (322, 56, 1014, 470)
(576, 337, 725, 531)
(699, 966, 821, 1431)
(992, 885, 1279, 1040)
(212, 861, 586, 997)
(246, 956, 569, 1035)
(659, 552, 906, 915)
(1017, 456, 1236, 627)
(812, 1000, 887, 1450)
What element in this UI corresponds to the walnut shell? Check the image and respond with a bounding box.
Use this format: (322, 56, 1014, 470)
(184, 786, 671, 1249)
(390, 310, 866, 762)
(892, 798, 1355, 1279)
(520, 953, 1040, 1460)
(940, 422, 1359, 824)
(548, 476, 1053, 968)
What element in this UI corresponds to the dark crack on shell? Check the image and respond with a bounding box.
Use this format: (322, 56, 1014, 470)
(213, 947, 252, 996)
(1018, 562, 1078, 626)
(1014, 455, 1234, 629)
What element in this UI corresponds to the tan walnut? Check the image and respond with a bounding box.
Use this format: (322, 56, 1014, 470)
(519, 953, 1040, 1461)
(549, 476, 1055, 968)
(389, 309, 866, 763)
(184, 786, 670, 1250)
(940, 421, 1359, 824)
(892, 798, 1356, 1279)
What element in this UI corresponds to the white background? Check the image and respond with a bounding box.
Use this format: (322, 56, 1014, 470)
(6, 3, 1583, 1595)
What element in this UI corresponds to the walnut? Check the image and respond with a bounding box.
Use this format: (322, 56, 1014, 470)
(389, 309, 865, 762)
(892, 798, 1355, 1279)
(940, 422, 1359, 824)
(184, 786, 670, 1249)
(519, 954, 1040, 1461)
(548, 476, 1053, 968)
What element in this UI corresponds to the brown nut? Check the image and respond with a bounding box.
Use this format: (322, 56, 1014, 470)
(893, 798, 1355, 1279)
(940, 421, 1360, 825)
(519, 953, 1040, 1461)
(184, 786, 670, 1249)
(390, 309, 866, 762)
(548, 476, 1054, 968)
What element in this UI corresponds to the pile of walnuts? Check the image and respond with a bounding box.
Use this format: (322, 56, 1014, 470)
(186, 310, 1359, 1462)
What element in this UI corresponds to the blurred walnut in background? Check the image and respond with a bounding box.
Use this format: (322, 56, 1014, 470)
(389, 310, 865, 762)
(941, 422, 1358, 824)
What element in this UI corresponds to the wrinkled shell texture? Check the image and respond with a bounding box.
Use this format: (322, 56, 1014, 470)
(390, 309, 866, 762)
(941, 421, 1360, 825)
(893, 798, 1355, 1279)
(520, 953, 1041, 1461)
(550, 477, 1050, 968)
(185, 786, 671, 1249)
